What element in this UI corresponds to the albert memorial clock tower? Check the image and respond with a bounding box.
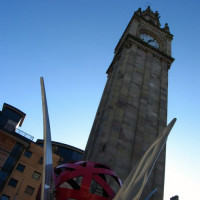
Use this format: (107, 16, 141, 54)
(84, 7, 174, 200)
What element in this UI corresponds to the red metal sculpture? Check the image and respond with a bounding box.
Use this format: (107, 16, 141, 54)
(54, 161, 122, 200)
(36, 161, 122, 200)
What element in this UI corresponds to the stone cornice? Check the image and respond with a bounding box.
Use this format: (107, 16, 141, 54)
(128, 34, 174, 62)
(107, 34, 175, 74)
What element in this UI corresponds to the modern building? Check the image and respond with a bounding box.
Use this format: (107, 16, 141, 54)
(84, 6, 174, 200)
(0, 103, 60, 200)
(0, 142, 60, 200)
(36, 139, 84, 164)
(0, 103, 31, 193)
(0, 103, 83, 200)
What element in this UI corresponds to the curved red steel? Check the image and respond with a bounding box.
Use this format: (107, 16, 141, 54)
(54, 161, 122, 200)
(37, 161, 122, 200)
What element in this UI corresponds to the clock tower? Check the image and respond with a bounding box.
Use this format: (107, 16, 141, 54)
(84, 7, 174, 200)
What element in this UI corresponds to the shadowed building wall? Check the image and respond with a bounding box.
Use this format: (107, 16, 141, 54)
(84, 7, 174, 200)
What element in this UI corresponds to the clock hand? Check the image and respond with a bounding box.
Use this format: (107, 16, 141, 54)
(147, 39, 155, 43)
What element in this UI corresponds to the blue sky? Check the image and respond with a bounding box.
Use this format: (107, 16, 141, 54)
(0, 0, 200, 199)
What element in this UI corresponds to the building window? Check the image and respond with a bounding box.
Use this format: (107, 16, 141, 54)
(32, 171, 41, 180)
(16, 163, 25, 172)
(23, 150, 32, 158)
(24, 185, 35, 195)
(8, 178, 18, 188)
(0, 194, 10, 200)
(38, 157, 43, 164)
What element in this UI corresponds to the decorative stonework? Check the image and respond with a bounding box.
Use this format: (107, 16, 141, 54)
(125, 41, 132, 49)
(135, 6, 161, 27)
(164, 23, 170, 32)
(134, 7, 173, 37)
(114, 7, 173, 57)
(111, 34, 174, 72)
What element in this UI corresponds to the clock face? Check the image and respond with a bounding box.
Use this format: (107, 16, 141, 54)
(140, 33, 159, 49)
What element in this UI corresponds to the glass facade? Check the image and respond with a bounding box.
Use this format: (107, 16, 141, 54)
(37, 140, 84, 164)
(0, 143, 23, 192)
(53, 145, 83, 163)
(1, 108, 22, 125)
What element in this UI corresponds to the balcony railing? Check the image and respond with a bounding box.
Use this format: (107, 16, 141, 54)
(0, 116, 34, 141)
(16, 128, 34, 141)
